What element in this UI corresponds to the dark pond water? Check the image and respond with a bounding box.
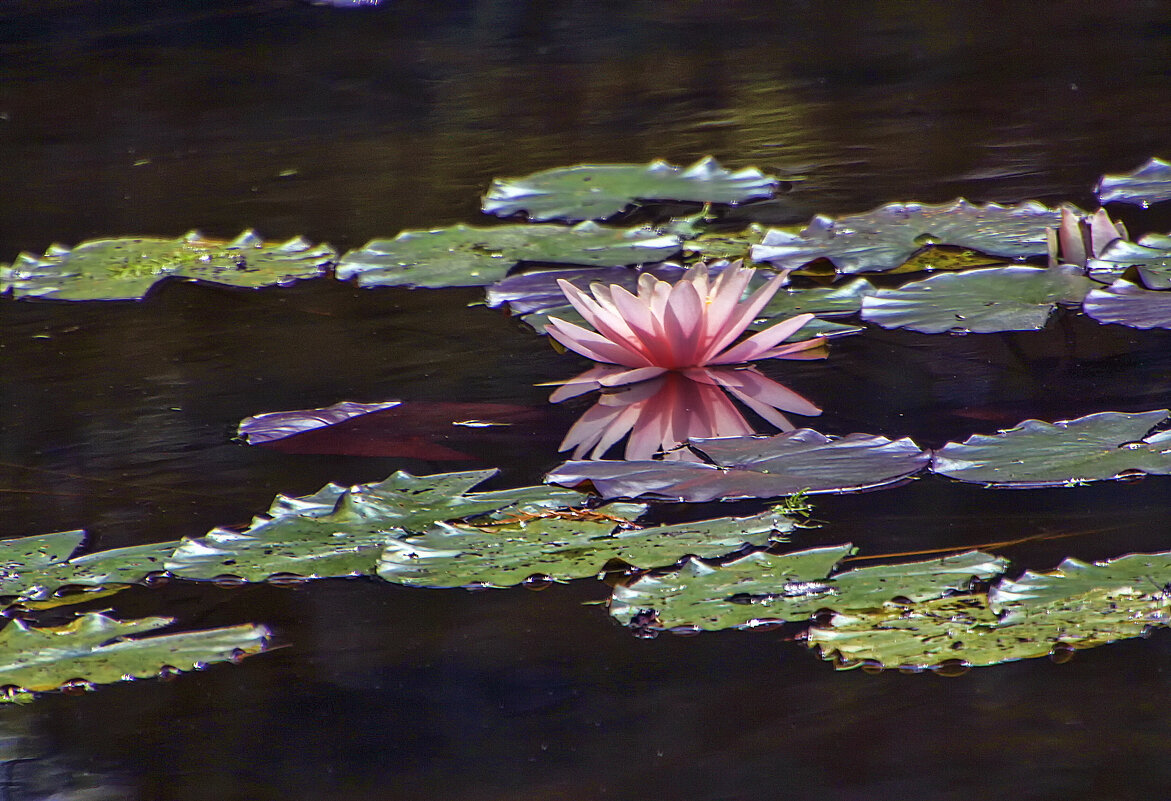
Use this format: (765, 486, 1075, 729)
(3, 2, 1171, 798)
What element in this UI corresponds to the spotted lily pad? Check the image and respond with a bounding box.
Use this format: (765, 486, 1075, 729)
(546, 430, 930, 502)
(166, 470, 587, 581)
(482, 157, 778, 222)
(931, 409, 1171, 487)
(0, 531, 179, 602)
(1086, 236, 1171, 288)
(1096, 157, 1171, 206)
(807, 588, 1162, 672)
(335, 222, 680, 288)
(860, 265, 1092, 334)
(750, 199, 1062, 274)
(0, 231, 335, 300)
(378, 506, 796, 589)
(989, 550, 1171, 621)
(609, 547, 1005, 631)
(1083, 279, 1171, 329)
(0, 613, 269, 701)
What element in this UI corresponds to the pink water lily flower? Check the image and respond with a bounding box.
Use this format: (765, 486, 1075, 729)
(545, 261, 826, 386)
(1047, 207, 1128, 269)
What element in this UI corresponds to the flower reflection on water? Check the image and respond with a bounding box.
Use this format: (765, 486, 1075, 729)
(550, 365, 821, 461)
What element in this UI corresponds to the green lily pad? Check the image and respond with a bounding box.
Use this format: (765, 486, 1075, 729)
(0, 613, 269, 701)
(758, 278, 877, 319)
(989, 550, 1171, 621)
(1083, 278, 1171, 330)
(931, 409, 1171, 487)
(547, 430, 930, 502)
(1, 231, 335, 300)
(681, 224, 768, 261)
(1096, 157, 1171, 206)
(378, 506, 796, 589)
(166, 469, 588, 581)
(860, 265, 1093, 334)
(335, 222, 681, 288)
(750, 199, 1062, 274)
(609, 547, 1005, 631)
(0, 531, 179, 602)
(1085, 236, 1171, 287)
(482, 157, 778, 222)
(807, 587, 1163, 671)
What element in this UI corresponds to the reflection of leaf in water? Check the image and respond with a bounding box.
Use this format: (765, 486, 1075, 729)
(1096, 157, 1171, 206)
(861, 265, 1092, 334)
(751, 199, 1062, 274)
(166, 469, 586, 581)
(547, 430, 929, 502)
(931, 409, 1171, 487)
(0, 530, 179, 603)
(482, 157, 778, 222)
(0, 613, 269, 702)
(609, 547, 1005, 631)
(378, 506, 794, 589)
(336, 222, 680, 288)
(0, 231, 335, 300)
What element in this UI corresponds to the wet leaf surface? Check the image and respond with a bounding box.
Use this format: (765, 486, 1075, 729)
(609, 547, 1005, 631)
(1085, 235, 1171, 287)
(335, 222, 680, 288)
(860, 265, 1092, 334)
(750, 199, 1062, 274)
(0, 231, 335, 300)
(0, 531, 178, 602)
(482, 157, 777, 222)
(1083, 279, 1171, 329)
(1096, 157, 1171, 206)
(546, 430, 930, 501)
(0, 613, 269, 701)
(378, 506, 794, 588)
(931, 409, 1171, 486)
(167, 470, 587, 581)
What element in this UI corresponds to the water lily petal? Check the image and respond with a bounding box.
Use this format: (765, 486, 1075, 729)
(545, 316, 651, 366)
(707, 312, 815, 364)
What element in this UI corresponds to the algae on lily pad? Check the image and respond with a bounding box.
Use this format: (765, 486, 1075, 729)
(547, 430, 929, 502)
(750, 199, 1061, 274)
(1, 231, 335, 300)
(0, 613, 269, 701)
(482, 157, 778, 222)
(378, 506, 796, 589)
(609, 546, 1005, 632)
(336, 222, 680, 288)
(0, 531, 179, 602)
(860, 265, 1092, 334)
(1083, 278, 1171, 330)
(166, 469, 587, 581)
(931, 409, 1171, 487)
(1096, 157, 1171, 206)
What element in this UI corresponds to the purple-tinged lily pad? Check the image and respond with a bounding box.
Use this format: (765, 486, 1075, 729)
(239, 401, 403, 445)
(482, 157, 778, 222)
(336, 222, 680, 289)
(546, 430, 930, 502)
(860, 265, 1092, 334)
(1096, 157, 1171, 206)
(750, 199, 1062, 274)
(931, 409, 1171, 487)
(238, 401, 557, 460)
(1082, 279, 1171, 330)
(1086, 235, 1171, 288)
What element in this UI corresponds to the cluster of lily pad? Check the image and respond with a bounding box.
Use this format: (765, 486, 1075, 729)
(1, 468, 1169, 693)
(5, 154, 1171, 697)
